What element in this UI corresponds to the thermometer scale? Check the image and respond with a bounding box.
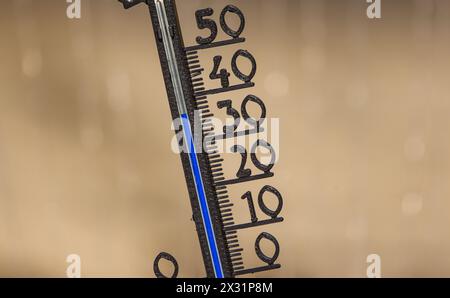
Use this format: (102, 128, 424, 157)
(118, 0, 284, 278)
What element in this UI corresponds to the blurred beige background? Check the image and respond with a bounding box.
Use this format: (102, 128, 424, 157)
(0, 0, 450, 277)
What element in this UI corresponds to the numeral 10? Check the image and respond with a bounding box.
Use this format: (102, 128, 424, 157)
(241, 185, 283, 223)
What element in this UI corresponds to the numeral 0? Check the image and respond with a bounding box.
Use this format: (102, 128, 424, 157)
(195, 5, 245, 45)
(153, 252, 179, 278)
(232, 50, 257, 83)
(255, 232, 280, 266)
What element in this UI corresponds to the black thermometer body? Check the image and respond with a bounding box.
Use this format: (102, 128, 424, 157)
(119, 0, 284, 278)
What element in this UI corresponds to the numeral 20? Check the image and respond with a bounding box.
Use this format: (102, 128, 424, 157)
(231, 140, 276, 179)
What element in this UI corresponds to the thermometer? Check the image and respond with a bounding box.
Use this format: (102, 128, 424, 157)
(118, 0, 284, 278)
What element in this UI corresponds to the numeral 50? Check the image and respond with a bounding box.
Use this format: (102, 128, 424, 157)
(195, 5, 245, 45)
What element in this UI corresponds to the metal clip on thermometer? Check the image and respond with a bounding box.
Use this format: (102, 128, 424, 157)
(119, 0, 284, 278)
